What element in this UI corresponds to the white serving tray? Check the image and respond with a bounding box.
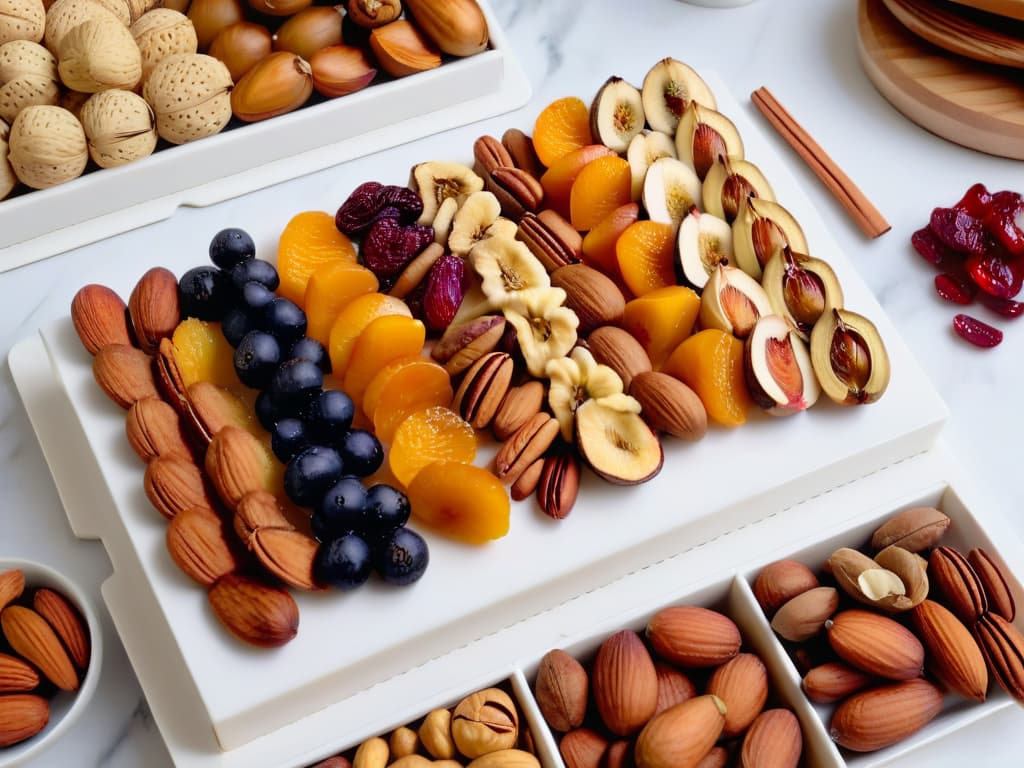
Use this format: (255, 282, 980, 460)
(0, 0, 530, 273)
(9, 75, 950, 765)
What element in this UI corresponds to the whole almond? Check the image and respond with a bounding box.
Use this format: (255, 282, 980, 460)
(493, 380, 545, 442)
(629, 371, 707, 441)
(126, 395, 191, 462)
(646, 606, 741, 668)
(33, 588, 89, 669)
(0, 569, 24, 613)
(910, 599, 987, 701)
(71, 283, 132, 355)
(155, 335, 188, 411)
(801, 661, 872, 704)
(752, 559, 819, 616)
(185, 381, 254, 445)
(601, 740, 631, 768)
(829, 679, 942, 752)
(586, 326, 651, 391)
(592, 629, 658, 736)
(93, 343, 159, 409)
(1, 605, 78, 691)
(166, 506, 239, 587)
(694, 748, 728, 768)
(560, 728, 607, 768)
(144, 452, 217, 520)
(826, 609, 924, 680)
(536, 447, 580, 520)
(251, 528, 322, 590)
(207, 572, 299, 647)
(634, 695, 726, 768)
(653, 660, 695, 715)
(969, 547, 1016, 621)
(551, 263, 625, 334)
(0, 653, 39, 692)
(0, 694, 49, 748)
(128, 266, 180, 354)
(233, 489, 294, 544)
(770, 587, 838, 642)
(739, 708, 801, 768)
(205, 426, 275, 509)
(706, 652, 767, 737)
(930, 546, 988, 624)
(973, 612, 1024, 703)
(870, 506, 950, 552)
(535, 648, 588, 732)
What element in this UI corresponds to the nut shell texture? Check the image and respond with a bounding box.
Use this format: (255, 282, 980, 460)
(131, 8, 198, 82)
(0, 0, 44, 45)
(58, 16, 142, 92)
(143, 52, 231, 144)
(80, 88, 156, 167)
(0, 119, 16, 200)
(7, 104, 86, 188)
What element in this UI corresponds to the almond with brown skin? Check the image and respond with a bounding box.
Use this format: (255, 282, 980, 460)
(586, 326, 651, 391)
(646, 606, 741, 668)
(234, 490, 294, 544)
(71, 283, 132, 355)
(535, 648, 588, 732)
(126, 396, 191, 462)
(493, 380, 545, 442)
(969, 548, 1016, 621)
(207, 572, 299, 648)
(251, 528, 322, 590)
(93, 343, 159, 408)
(0, 694, 49, 748)
(706, 652, 767, 737)
(770, 587, 838, 642)
(0, 653, 39, 692)
(128, 266, 180, 354)
(801, 661, 872, 704)
(155, 336, 188, 413)
(1, 606, 78, 691)
(185, 381, 254, 444)
(829, 679, 942, 752)
(634, 695, 726, 768)
(825, 609, 924, 681)
(910, 599, 987, 701)
(510, 458, 543, 501)
(592, 630, 658, 736)
(551, 263, 625, 334)
(752, 559, 818, 617)
(629, 371, 707, 441)
(205, 426, 275, 509)
(653, 660, 695, 715)
(0, 569, 24, 614)
(231, 51, 313, 122)
(930, 545, 988, 624)
(695, 748, 728, 768)
(601, 740, 631, 768)
(739, 709, 801, 768)
(166, 506, 239, 587)
(870, 506, 950, 553)
(560, 728, 608, 768)
(973, 612, 1024, 703)
(144, 452, 217, 520)
(33, 588, 89, 669)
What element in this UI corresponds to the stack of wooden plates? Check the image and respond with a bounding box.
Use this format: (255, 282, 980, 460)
(857, 0, 1024, 159)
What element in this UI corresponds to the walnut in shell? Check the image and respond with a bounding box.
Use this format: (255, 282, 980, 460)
(80, 87, 154, 167)
(131, 8, 196, 82)
(0, 40, 58, 123)
(126, 0, 159, 23)
(0, 0, 45, 45)
(0, 118, 16, 199)
(58, 16, 142, 92)
(44, 0, 123, 53)
(7, 104, 87, 188)
(143, 52, 231, 144)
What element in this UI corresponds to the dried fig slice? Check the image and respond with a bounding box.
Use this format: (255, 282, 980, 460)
(762, 246, 843, 341)
(810, 308, 890, 406)
(675, 207, 733, 291)
(589, 76, 644, 154)
(744, 315, 819, 415)
(699, 264, 772, 340)
(702, 157, 774, 222)
(732, 196, 808, 280)
(675, 102, 743, 181)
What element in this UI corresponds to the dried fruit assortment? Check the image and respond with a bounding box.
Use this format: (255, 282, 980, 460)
(754, 505, 1024, 753)
(305, 684, 539, 768)
(533, 608, 804, 768)
(0, 568, 91, 749)
(912, 182, 1024, 347)
(0, 0, 491, 201)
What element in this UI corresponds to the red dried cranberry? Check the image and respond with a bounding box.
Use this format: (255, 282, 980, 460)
(954, 183, 992, 218)
(911, 227, 957, 267)
(422, 254, 467, 332)
(965, 252, 1024, 299)
(982, 190, 1024, 257)
(979, 293, 1024, 319)
(929, 207, 992, 255)
(378, 185, 424, 224)
(934, 272, 976, 305)
(360, 218, 434, 280)
(335, 182, 384, 236)
(953, 314, 1003, 348)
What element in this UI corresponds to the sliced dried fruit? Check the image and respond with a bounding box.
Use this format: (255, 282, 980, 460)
(911, 226, 955, 267)
(388, 406, 476, 487)
(934, 272, 976, 305)
(953, 313, 1003, 348)
(303, 262, 379, 345)
(365, 357, 453, 443)
(616, 220, 676, 297)
(569, 155, 632, 232)
(407, 460, 509, 543)
(327, 293, 412, 375)
(532, 96, 593, 168)
(966, 252, 1023, 299)
(929, 207, 991, 255)
(662, 329, 751, 428)
(277, 210, 357, 304)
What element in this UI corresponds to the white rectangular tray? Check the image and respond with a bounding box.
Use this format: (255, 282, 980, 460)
(10, 75, 949, 764)
(0, 0, 530, 273)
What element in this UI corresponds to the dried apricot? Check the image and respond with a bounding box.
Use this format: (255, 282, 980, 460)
(582, 202, 640, 281)
(533, 96, 593, 168)
(327, 293, 411, 376)
(407, 460, 510, 544)
(662, 329, 751, 428)
(304, 261, 379, 344)
(622, 286, 701, 369)
(540, 144, 616, 219)
(388, 406, 476, 488)
(172, 318, 238, 390)
(569, 155, 632, 232)
(364, 356, 453, 443)
(277, 211, 357, 304)
(616, 220, 676, 296)
(343, 315, 426, 409)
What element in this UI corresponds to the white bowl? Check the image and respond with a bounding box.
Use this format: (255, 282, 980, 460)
(0, 558, 102, 767)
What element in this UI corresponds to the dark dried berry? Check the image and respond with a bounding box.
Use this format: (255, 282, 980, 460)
(954, 183, 992, 218)
(335, 181, 384, 236)
(953, 313, 1003, 348)
(966, 252, 1024, 299)
(979, 293, 1024, 318)
(378, 185, 424, 223)
(929, 207, 992, 256)
(911, 227, 956, 267)
(983, 190, 1024, 257)
(934, 272, 976, 305)
(422, 254, 466, 331)
(361, 217, 434, 280)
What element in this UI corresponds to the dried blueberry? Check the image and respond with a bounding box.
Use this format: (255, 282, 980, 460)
(222, 307, 251, 347)
(361, 217, 434, 280)
(319, 476, 369, 537)
(315, 533, 372, 590)
(364, 484, 410, 533)
(255, 391, 279, 430)
(284, 445, 344, 508)
(229, 259, 279, 292)
(335, 181, 384, 236)
(179, 266, 228, 321)
(209, 228, 255, 270)
(272, 418, 309, 463)
(374, 526, 429, 586)
(305, 389, 354, 443)
(241, 281, 275, 314)
(423, 254, 467, 331)
(234, 331, 281, 389)
(289, 337, 331, 373)
(270, 358, 323, 410)
(262, 297, 307, 344)
(338, 429, 383, 477)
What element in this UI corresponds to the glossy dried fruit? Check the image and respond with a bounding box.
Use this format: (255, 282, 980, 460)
(929, 207, 991, 255)
(361, 217, 434, 280)
(954, 182, 992, 217)
(953, 313, 1002, 348)
(934, 272, 976, 305)
(979, 292, 1024, 318)
(335, 181, 383, 235)
(983, 189, 1024, 256)
(911, 226, 955, 267)
(423, 253, 466, 331)
(966, 252, 1023, 299)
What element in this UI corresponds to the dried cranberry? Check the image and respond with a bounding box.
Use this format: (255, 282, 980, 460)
(911, 227, 957, 267)
(360, 217, 434, 280)
(965, 252, 1024, 299)
(422, 254, 467, 332)
(953, 314, 1003, 348)
(378, 185, 424, 224)
(934, 272, 976, 305)
(929, 207, 992, 256)
(954, 183, 992, 218)
(335, 181, 384, 236)
(983, 190, 1024, 257)
(979, 293, 1024, 319)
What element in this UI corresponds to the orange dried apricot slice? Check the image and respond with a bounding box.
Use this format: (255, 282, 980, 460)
(388, 406, 476, 488)
(662, 329, 751, 428)
(622, 285, 701, 369)
(616, 220, 677, 297)
(569, 155, 632, 232)
(343, 315, 426, 410)
(304, 261, 379, 345)
(407, 460, 510, 544)
(540, 144, 616, 219)
(364, 356, 453, 443)
(172, 318, 238, 390)
(582, 202, 640, 282)
(327, 293, 411, 376)
(277, 211, 357, 305)
(533, 96, 594, 168)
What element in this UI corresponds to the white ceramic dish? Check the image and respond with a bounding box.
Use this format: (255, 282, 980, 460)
(0, 558, 102, 768)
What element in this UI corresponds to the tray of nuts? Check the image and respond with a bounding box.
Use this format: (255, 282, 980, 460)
(10, 59, 952, 766)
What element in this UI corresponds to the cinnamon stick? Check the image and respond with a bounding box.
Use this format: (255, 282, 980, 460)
(751, 86, 890, 239)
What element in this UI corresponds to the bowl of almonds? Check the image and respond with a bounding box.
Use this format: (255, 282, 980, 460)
(0, 558, 101, 767)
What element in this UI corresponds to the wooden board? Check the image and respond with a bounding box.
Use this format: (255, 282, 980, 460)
(950, 0, 1024, 20)
(858, 0, 1024, 160)
(882, 0, 1024, 68)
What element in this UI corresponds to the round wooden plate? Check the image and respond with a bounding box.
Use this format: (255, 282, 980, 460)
(949, 0, 1024, 20)
(858, 0, 1024, 160)
(881, 0, 1024, 68)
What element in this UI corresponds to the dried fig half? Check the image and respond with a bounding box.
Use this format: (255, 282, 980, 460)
(699, 264, 772, 339)
(810, 308, 890, 406)
(762, 246, 843, 340)
(731, 196, 808, 280)
(589, 76, 644, 154)
(744, 314, 819, 415)
(702, 157, 775, 222)
(675, 102, 743, 181)
(675, 207, 733, 291)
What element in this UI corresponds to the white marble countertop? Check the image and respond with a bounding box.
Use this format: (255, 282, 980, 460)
(2, 0, 1023, 765)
